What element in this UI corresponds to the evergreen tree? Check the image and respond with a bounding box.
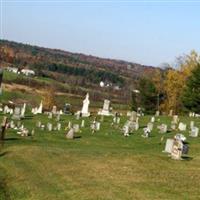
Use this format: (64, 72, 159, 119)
(139, 78, 157, 114)
(182, 63, 200, 113)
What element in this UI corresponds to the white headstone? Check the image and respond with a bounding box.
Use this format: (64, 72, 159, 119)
(81, 93, 90, 117)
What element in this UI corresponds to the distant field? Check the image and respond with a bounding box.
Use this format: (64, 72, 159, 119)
(0, 114, 200, 200)
(1, 71, 129, 112)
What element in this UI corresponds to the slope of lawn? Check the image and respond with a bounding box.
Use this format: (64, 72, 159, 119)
(0, 113, 200, 200)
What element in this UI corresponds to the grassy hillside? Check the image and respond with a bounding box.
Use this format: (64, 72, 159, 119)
(0, 40, 160, 105)
(0, 114, 200, 200)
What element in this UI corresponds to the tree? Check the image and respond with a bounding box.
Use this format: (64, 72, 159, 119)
(41, 86, 56, 111)
(182, 63, 200, 113)
(138, 78, 157, 114)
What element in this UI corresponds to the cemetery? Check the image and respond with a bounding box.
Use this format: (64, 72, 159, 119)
(1, 4, 200, 199)
(0, 92, 200, 199)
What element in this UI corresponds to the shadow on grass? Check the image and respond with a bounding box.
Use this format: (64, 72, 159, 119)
(4, 138, 19, 141)
(74, 136, 82, 139)
(0, 151, 10, 157)
(182, 156, 193, 161)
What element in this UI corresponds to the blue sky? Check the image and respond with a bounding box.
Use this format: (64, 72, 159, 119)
(1, 0, 200, 66)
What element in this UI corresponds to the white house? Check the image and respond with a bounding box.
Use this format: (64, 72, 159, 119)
(6, 67, 19, 74)
(21, 69, 35, 76)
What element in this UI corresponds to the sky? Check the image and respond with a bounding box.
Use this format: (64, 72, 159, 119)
(1, 0, 200, 66)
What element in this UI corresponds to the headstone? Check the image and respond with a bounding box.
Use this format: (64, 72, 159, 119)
(66, 128, 74, 139)
(47, 123, 53, 131)
(190, 121, 194, 130)
(151, 116, 155, 123)
(73, 124, 80, 133)
(158, 124, 167, 133)
(3, 105, 9, 114)
(56, 113, 60, 121)
(81, 120, 85, 128)
(63, 103, 71, 114)
(36, 121, 41, 128)
(37, 101, 43, 114)
(171, 140, 183, 160)
(96, 122, 101, 131)
(48, 112, 53, 119)
(81, 93, 90, 117)
(189, 127, 199, 137)
(123, 125, 129, 137)
(130, 111, 137, 122)
(98, 99, 112, 116)
(147, 122, 154, 132)
(173, 115, 179, 124)
(142, 127, 151, 138)
(20, 103, 26, 118)
(57, 123, 61, 131)
(10, 120, 15, 129)
(155, 110, 160, 116)
(52, 106, 57, 115)
(171, 121, 176, 130)
(163, 139, 174, 153)
(178, 122, 187, 131)
(12, 107, 21, 120)
(68, 121, 72, 129)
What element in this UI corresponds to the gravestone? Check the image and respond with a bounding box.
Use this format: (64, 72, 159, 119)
(56, 113, 60, 121)
(178, 122, 187, 131)
(81, 120, 85, 128)
(147, 122, 153, 132)
(63, 103, 71, 114)
(158, 124, 167, 133)
(47, 123, 53, 131)
(98, 99, 112, 116)
(155, 110, 160, 116)
(171, 121, 176, 130)
(142, 127, 151, 138)
(20, 103, 26, 118)
(52, 106, 57, 115)
(173, 115, 179, 124)
(171, 140, 183, 160)
(73, 124, 80, 133)
(123, 125, 129, 137)
(130, 111, 137, 122)
(81, 93, 90, 117)
(66, 128, 74, 139)
(96, 122, 101, 131)
(151, 116, 155, 123)
(48, 112, 53, 119)
(163, 139, 174, 153)
(36, 121, 41, 128)
(189, 127, 199, 137)
(12, 107, 21, 120)
(57, 123, 61, 131)
(190, 121, 194, 130)
(68, 121, 72, 129)
(37, 101, 43, 114)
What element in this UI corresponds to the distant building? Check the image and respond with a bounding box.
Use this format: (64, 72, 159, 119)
(6, 67, 19, 74)
(99, 81, 105, 87)
(21, 69, 35, 76)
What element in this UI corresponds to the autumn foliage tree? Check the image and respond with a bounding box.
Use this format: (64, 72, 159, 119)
(41, 86, 56, 111)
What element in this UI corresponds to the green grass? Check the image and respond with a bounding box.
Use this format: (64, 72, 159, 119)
(0, 113, 200, 200)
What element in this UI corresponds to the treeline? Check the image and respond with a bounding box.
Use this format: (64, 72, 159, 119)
(34, 63, 124, 86)
(132, 51, 200, 114)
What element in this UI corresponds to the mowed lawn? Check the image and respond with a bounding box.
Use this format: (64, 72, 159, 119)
(0, 114, 200, 200)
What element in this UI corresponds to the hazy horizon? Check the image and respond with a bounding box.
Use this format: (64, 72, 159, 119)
(1, 1, 200, 66)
